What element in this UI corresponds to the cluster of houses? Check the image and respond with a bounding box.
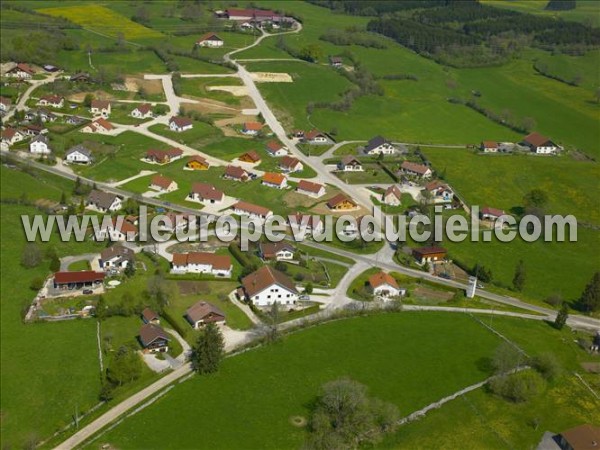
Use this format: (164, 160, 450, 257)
(214, 7, 296, 30)
(480, 132, 562, 155)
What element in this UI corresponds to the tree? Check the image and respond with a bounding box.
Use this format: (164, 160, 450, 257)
(578, 272, 600, 313)
(523, 189, 549, 210)
(513, 260, 526, 292)
(59, 191, 67, 205)
(83, 93, 94, 108)
(21, 243, 42, 268)
(472, 263, 492, 283)
(305, 282, 314, 295)
(49, 254, 61, 272)
(191, 323, 224, 374)
(95, 295, 107, 320)
(544, 293, 563, 308)
(124, 262, 136, 278)
(489, 370, 545, 403)
(554, 303, 569, 330)
(106, 346, 142, 386)
(521, 116, 537, 132)
(492, 342, 521, 374)
(529, 353, 562, 380)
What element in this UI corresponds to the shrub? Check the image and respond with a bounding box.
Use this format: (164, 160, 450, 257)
(529, 353, 562, 380)
(489, 370, 546, 403)
(30, 276, 45, 291)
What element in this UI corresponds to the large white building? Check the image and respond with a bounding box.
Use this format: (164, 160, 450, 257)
(241, 265, 299, 307)
(29, 134, 51, 154)
(171, 252, 232, 277)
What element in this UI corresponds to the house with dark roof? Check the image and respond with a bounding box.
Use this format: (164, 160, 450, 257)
(6, 63, 36, 79)
(186, 301, 226, 329)
(239, 150, 261, 164)
(241, 265, 299, 307)
(38, 95, 64, 108)
(86, 190, 122, 213)
(29, 134, 51, 155)
(139, 323, 170, 353)
(196, 33, 224, 47)
(65, 145, 93, 164)
(223, 165, 250, 182)
(141, 307, 160, 325)
(0, 96, 12, 112)
(423, 180, 454, 203)
(521, 132, 560, 154)
(144, 148, 184, 164)
(412, 246, 447, 265)
(304, 129, 331, 145)
(1, 128, 25, 146)
(99, 245, 134, 271)
(557, 424, 600, 450)
(169, 116, 193, 132)
(329, 56, 343, 67)
(364, 136, 396, 155)
(259, 242, 295, 261)
(90, 99, 111, 117)
(188, 182, 224, 204)
(69, 72, 90, 82)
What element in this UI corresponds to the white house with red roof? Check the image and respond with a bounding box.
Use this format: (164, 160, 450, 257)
(169, 116, 193, 132)
(368, 272, 405, 298)
(149, 174, 178, 193)
(131, 103, 153, 119)
(278, 156, 303, 173)
(95, 218, 139, 242)
(90, 99, 111, 117)
(196, 33, 224, 47)
(242, 121, 263, 136)
(38, 95, 64, 108)
(383, 185, 402, 206)
(480, 140, 499, 153)
(480, 206, 506, 221)
(296, 180, 325, 198)
(1, 128, 25, 146)
(521, 132, 560, 154)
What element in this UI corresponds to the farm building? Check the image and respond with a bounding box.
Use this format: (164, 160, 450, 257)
(521, 132, 560, 154)
(171, 252, 232, 277)
(53, 271, 105, 290)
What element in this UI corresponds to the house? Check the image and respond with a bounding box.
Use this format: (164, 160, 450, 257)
(171, 252, 232, 277)
(557, 424, 600, 450)
(279, 155, 303, 173)
(141, 307, 160, 325)
(90, 99, 111, 117)
(521, 132, 560, 154)
(139, 323, 170, 353)
(329, 56, 343, 67)
(1, 128, 25, 146)
(296, 180, 325, 198)
(99, 245, 134, 270)
(241, 265, 299, 307)
(480, 140, 499, 153)
(186, 301, 226, 329)
(338, 155, 363, 172)
(259, 242, 295, 261)
(158, 211, 189, 233)
(239, 150, 261, 164)
(304, 129, 330, 145)
(242, 121, 263, 136)
(66, 115, 86, 125)
(53, 271, 105, 290)
(35, 109, 58, 123)
(196, 32, 224, 47)
(29, 134, 51, 154)
(369, 272, 405, 298)
(265, 140, 287, 157)
(225, 8, 280, 21)
(169, 116, 193, 132)
(224, 165, 250, 182)
(43, 64, 59, 72)
(38, 95, 64, 108)
(399, 161, 433, 179)
(131, 103, 153, 119)
(0, 96, 12, 112)
(364, 136, 396, 155)
(95, 218, 139, 242)
(327, 193, 358, 211)
(188, 182, 224, 204)
(480, 206, 506, 221)
(185, 155, 209, 170)
(383, 185, 402, 206)
(262, 172, 287, 189)
(23, 124, 48, 136)
(80, 118, 114, 133)
(65, 145, 93, 164)
(144, 148, 184, 164)
(232, 201, 273, 220)
(149, 174, 178, 192)
(288, 212, 324, 236)
(6, 63, 35, 79)
(86, 190, 122, 213)
(69, 72, 90, 82)
(424, 180, 454, 202)
(412, 246, 447, 265)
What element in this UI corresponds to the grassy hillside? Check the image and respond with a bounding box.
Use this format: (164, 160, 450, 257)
(481, 0, 600, 27)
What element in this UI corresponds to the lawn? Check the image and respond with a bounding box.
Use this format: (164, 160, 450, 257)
(148, 121, 222, 148)
(177, 76, 245, 106)
(86, 312, 507, 449)
(422, 148, 600, 226)
(481, 0, 600, 27)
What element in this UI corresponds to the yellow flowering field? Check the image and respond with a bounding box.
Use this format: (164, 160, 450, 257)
(37, 5, 162, 40)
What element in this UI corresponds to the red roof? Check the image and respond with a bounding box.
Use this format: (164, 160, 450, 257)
(170, 116, 193, 128)
(240, 150, 261, 162)
(134, 103, 152, 114)
(280, 156, 301, 170)
(150, 174, 175, 190)
(93, 118, 114, 130)
(54, 271, 105, 284)
(146, 148, 183, 162)
(262, 172, 286, 186)
(401, 161, 430, 175)
(172, 252, 231, 271)
(190, 182, 224, 201)
(523, 132, 553, 148)
(91, 99, 110, 109)
(11, 63, 35, 75)
(40, 95, 63, 104)
(368, 272, 399, 289)
(297, 180, 324, 194)
(413, 246, 447, 256)
(384, 185, 402, 199)
(481, 140, 498, 149)
(266, 140, 283, 152)
(244, 121, 263, 131)
(224, 165, 249, 180)
(227, 8, 279, 19)
(233, 201, 271, 217)
(327, 193, 356, 209)
(197, 32, 222, 43)
(481, 206, 505, 218)
(187, 155, 208, 166)
(305, 129, 326, 140)
(241, 265, 297, 298)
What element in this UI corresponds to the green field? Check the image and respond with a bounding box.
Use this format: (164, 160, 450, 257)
(87, 312, 506, 449)
(481, 0, 600, 27)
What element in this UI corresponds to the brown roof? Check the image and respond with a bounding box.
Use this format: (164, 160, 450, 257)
(87, 190, 120, 210)
(233, 201, 271, 217)
(401, 161, 430, 175)
(305, 129, 325, 140)
(224, 165, 249, 180)
(172, 252, 232, 271)
(134, 103, 152, 114)
(0, 96, 12, 106)
(481, 140, 498, 148)
(523, 132, 553, 148)
(197, 32, 222, 42)
(40, 95, 63, 104)
(262, 172, 286, 186)
(280, 155, 301, 170)
(92, 118, 114, 130)
(91, 99, 110, 109)
(170, 116, 193, 127)
(385, 185, 402, 199)
(150, 174, 175, 190)
(2, 128, 19, 140)
(413, 246, 447, 256)
(163, 211, 188, 227)
(187, 155, 208, 166)
(481, 206, 505, 217)
(297, 180, 324, 194)
(190, 182, 224, 201)
(142, 307, 159, 322)
(327, 193, 356, 209)
(241, 265, 298, 298)
(424, 180, 450, 191)
(368, 272, 399, 289)
(240, 150, 261, 162)
(111, 218, 138, 235)
(54, 271, 105, 284)
(266, 140, 283, 152)
(100, 244, 133, 262)
(139, 323, 170, 347)
(260, 241, 295, 259)
(341, 155, 361, 166)
(10, 63, 35, 75)
(561, 424, 600, 450)
(244, 121, 263, 131)
(186, 301, 225, 324)
(146, 148, 183, 161)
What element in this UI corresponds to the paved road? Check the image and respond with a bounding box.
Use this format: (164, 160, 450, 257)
(59, 253, 99, 271)
(3, 71, 62, 122)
